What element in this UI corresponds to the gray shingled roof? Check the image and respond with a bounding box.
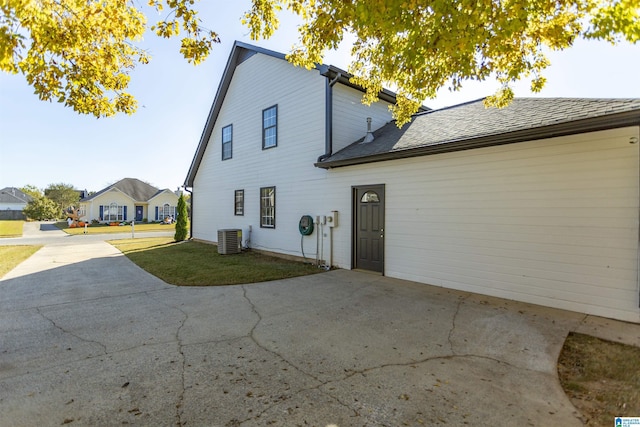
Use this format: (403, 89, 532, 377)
(81, 178, 162, 202)
(317, 98, 640, 168)
(0, 187, 32, 204)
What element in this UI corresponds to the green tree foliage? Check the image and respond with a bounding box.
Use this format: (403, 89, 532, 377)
(45, 183, 79, 212)
(1, 0, 638, 123)
(19, 184, 42, 198)
(244, 0, 640, 125)
(1, 0, 219, 118)
(174, 193, 189, 241)
(23, 195, 59, 220)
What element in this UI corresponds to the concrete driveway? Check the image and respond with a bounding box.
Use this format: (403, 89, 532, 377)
(1, 224, 639, 426)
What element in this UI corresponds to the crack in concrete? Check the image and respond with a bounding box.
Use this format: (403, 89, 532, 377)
(174, 306, 188, 427)
(0, 340, 186, 382)
(35, 307, 108, 355)
(3, 288, 168, 315)
(240, 285, 322, 382)
(235, 285, 341, 425)
(144, 292, 188, 427)
(344, 352, 518, 377)
(447, 295, 469, 354)
(233, 284, 487, 424)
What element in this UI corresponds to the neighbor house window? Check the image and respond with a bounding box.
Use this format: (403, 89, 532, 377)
(102, 202, 124, 222)
(262, 105, 277, 149)
(222, 124, 232, 160)
(234, 190, 244, 216)
(156, 203, 176, 221)
(260, 186, 275, 228)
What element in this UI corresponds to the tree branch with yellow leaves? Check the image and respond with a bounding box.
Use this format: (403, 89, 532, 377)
(1, 0, 638, 123)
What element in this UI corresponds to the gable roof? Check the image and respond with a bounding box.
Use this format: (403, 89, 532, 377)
(81, 178, 164, 203)
(184, 41, 415, 187)
(148, 188, 179, 202)
(184, 42, 283, 188)
(0, 187, 32, 204)
(316, 98, 640, 169)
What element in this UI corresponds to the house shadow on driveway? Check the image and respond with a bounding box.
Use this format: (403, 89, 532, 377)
(0, 248, 597, 426)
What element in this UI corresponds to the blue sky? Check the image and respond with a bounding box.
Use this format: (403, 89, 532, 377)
(1, 1, 639, 193)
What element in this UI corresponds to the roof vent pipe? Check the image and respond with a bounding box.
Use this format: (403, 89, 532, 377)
(363, 117, 374, 143)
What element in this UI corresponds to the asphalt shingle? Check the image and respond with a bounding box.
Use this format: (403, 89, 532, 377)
(320, 98, 640, 166)
(81, 178, 161, 202)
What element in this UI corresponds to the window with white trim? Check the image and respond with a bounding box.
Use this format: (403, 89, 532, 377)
(234, 190, 244, 216)
(159, 203, 176, 220)
(222, 124, 232, 160)
(103, 202, 123, 222)
(262, 105, 277, 149)
(260, 186, 275, 228)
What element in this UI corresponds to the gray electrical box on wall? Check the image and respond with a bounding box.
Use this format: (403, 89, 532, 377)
(327, 210, 338, 227)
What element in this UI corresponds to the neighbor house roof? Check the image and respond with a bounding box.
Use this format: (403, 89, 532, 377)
(184, 41, 423, 187)
(81, 178, 164, 203)
(316, 98, 640, 169)
(0, 187, 32, 204)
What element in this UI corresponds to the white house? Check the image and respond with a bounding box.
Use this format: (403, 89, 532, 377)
(80, 178, 180, 223)
(0, 187, 32, 220)
(185, 41, 640, 323)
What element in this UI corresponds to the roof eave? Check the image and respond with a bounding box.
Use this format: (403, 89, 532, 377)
(315, 109, 640, 169)
(318, 65, 429, 111)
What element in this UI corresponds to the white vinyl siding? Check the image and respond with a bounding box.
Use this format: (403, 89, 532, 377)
(328, 126, 640, 322)
(192, 52, 328, 251)
(90, 189, 133, 223)
(332, 84, 394, 153)
(190, 48, 640, 323)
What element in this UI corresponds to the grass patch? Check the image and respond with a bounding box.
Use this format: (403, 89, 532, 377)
(0, 220, 24, 238)
(56, 221, 175, 235)
(0, 245, 42, 278)
(109, 237, 322, 286)
(558, 332, 640, 426)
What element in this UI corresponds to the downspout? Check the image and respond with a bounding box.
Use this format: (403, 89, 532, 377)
(317, 72, 341, 163)
(184, 186, 193, 239)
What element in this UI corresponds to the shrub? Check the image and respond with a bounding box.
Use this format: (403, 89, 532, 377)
(174, 194, 188, 241)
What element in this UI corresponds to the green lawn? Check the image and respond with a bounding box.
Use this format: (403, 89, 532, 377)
(56, 221, 175, 235)
(0, 245, 42, 278)
(109, 237, 322, 286)
(0, 220, 24, 238)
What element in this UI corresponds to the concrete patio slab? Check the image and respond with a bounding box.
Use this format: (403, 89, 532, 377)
(1, 225, 638, 426)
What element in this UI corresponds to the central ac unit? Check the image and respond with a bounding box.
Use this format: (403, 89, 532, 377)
(217, 229, 242, 254)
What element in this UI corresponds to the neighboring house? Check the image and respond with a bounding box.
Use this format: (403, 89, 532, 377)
(0, 187, 33, 220)
(80, 178, 180, 223)
(184, 41, 640, 323)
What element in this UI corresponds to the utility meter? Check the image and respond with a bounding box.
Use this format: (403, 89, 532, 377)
(298, 215, 314, 236)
